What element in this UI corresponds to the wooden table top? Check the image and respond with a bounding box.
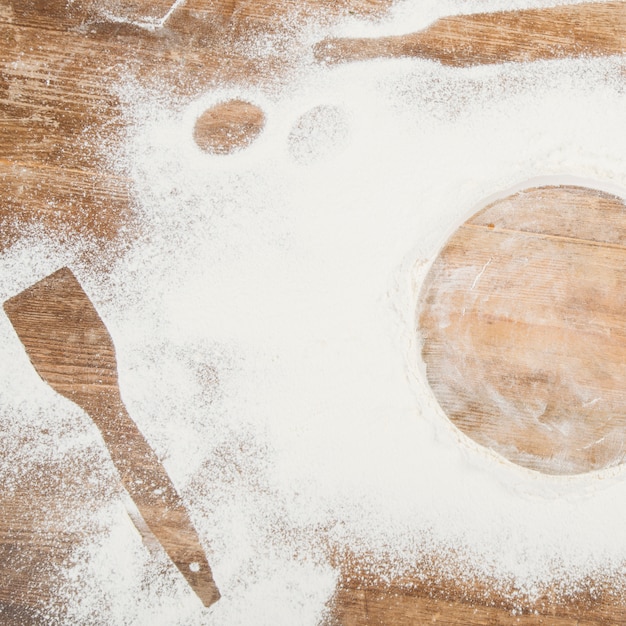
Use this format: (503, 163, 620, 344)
(2, 1, 626, 624)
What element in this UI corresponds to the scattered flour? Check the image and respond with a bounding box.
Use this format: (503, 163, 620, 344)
(91, 0, 188, 31)
(2, 0, 626, 624)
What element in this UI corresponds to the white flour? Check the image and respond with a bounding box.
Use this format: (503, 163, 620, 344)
(2, 1, 626, 624)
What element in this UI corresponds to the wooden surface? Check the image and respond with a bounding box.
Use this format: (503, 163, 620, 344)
(193, 100, 265, 154)
(2, 0, 626, 624)
(418, 186, 626, 476)
(315, 1, 626, 66)
(3, 268, 220, 607)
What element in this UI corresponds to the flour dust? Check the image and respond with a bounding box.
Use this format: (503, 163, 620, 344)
(1, 0, 626, 624)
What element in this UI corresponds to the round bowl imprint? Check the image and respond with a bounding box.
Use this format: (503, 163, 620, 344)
(418, 185, 626, 475)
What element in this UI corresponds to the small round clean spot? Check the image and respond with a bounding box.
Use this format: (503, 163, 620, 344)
(194, 99, 265, 155)
(189, 562, 200, 573)
(287, 105, 349, 164)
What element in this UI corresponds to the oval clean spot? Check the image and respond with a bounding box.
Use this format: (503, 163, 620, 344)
(193, 99, 265, 155)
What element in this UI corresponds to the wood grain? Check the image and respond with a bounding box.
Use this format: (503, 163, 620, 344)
(193, 99, 266, 154)
(0, 455, 115, 623)
(328, 585, 626, 626)
(3, 268, 220, 607)
(2, 0, 626, 623)
(315, 1, 626, 67)
(0, 0, 391, 249)
(418, 186, 626, 475)
(322, 542, 626, 625)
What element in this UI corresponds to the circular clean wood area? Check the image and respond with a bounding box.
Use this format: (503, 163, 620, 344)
(418, 185, 626, 475)
(193, 100, 265, 154)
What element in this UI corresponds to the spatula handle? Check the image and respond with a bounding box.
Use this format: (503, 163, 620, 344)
(314, 1, 626, 67)
(92, 392, 220, 607)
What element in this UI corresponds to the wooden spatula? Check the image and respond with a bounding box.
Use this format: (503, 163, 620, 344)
(3, 267, 220, 608)
(314, 1, 626, 67)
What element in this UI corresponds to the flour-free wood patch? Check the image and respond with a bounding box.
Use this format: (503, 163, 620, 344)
(315, 1, 626, 67)
(193, 100, 266, 155)
(418, 185, 626, 475)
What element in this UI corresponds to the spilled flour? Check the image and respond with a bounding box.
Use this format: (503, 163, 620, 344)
(2, 0, 626, 624)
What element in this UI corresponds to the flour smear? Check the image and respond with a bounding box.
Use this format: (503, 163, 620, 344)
(2, 1, 626, 624)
